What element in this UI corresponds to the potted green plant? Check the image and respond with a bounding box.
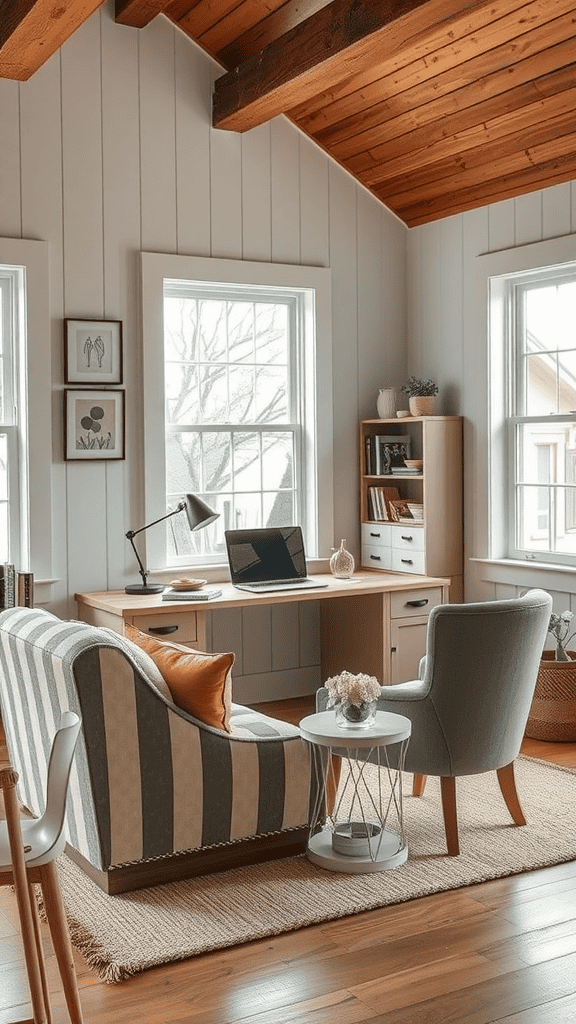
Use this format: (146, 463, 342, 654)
(401, 376, 438, 416)
(525, 609, 576, 741)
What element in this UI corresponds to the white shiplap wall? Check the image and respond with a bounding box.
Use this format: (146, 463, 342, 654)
(0, 1, 407, 701)
(408, 181, 576, 637)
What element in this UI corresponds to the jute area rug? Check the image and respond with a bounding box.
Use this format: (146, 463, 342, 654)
(56, 756, 576, 982)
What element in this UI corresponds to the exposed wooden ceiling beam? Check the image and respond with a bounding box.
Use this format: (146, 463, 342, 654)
(211, 0, 517, 132)
(115, 0, 175, 28)
(0, 0, 105, 80)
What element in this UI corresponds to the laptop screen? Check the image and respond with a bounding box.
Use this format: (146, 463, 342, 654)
(225, 527, 307, 585)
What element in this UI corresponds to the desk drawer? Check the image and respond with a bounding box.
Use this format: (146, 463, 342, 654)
(129, 611, 198, 643)
(390, 587, 444, 620)
(361, 523, 392, 548)
(392, 526, 424, 552)
(391, 548, 425, 574)
(362, 543, 392, 570)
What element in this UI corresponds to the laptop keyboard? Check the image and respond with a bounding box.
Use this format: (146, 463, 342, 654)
(247, 578, 311, 587)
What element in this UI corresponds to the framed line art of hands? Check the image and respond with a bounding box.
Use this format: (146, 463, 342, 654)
(64, 318, 123, 384)
(64, 389, 125, 460)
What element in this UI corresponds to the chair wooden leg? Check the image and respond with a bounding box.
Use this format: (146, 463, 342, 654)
(440, 776, 460, 856)
(497, 762, 526, 826)
(412, 773, 427, 797)
(28, 881, 53, 1024)
(2, 780, 49, 1024)
(39, 861, 84, 1024)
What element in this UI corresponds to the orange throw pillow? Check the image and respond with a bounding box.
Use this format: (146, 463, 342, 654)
(125, 624, 234, 733)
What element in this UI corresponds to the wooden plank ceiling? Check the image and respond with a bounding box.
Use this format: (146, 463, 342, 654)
(2, 0, 576, 226)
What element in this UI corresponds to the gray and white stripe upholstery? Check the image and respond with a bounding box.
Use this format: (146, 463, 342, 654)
(0, 607, 318, 872)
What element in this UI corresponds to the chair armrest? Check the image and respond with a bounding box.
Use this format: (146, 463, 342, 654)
(418, 655, 427, 680)
(377, 678, 429, 702)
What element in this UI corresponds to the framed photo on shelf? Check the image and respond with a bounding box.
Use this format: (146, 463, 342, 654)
(64, 318, 123, 384)
(365, 434, 411, 475)
(64, 389, 125, 461)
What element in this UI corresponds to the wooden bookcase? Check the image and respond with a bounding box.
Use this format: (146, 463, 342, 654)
(360, 416, 463, 600)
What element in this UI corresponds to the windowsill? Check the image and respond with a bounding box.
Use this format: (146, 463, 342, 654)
(471, 557, 576, 586)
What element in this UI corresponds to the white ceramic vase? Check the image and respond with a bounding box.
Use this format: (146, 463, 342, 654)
(377, 388, 399, 419)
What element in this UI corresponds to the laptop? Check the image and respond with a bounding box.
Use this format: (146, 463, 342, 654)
(225, 526, 329, 593)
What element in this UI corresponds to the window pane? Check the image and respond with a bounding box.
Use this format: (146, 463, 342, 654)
(233, 432, 261, 491)
(256, 303, 288, 363)
(199, 363, 227, 423)
(518, 485, 550, 551)
(558, 350, 576, 413)
(164, 296, 198, 362)
(0, 435, 7, 501)
(166, 432, 200, 494)
(262, 432, 294, 489)
(526, 281, 576, 351)
(166, 363, 198, 423)
(233, 493, 261, 530)
(517, 422, 576, 485)
(202, 432, 232, 492)
(264, 490, 295, 527)
(199, 300, 227, 362)
(255, 366, 288, 421)
(228, 365, 255, 422)
(228, 302, 253, 363)
(526, 353, 556, 415)
(166, 491, 225, 561)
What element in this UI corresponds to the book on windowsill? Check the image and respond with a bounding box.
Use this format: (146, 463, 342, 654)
(162, 588, 223, 601)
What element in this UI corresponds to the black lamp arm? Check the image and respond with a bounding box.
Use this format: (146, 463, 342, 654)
(125, 503, 186, 588)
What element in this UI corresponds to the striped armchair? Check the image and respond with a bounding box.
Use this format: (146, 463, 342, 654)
(0, 607, 320, 893)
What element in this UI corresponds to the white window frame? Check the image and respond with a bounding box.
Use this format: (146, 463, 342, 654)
(0, 239, 51, 590)
(141, 252, 333, 576)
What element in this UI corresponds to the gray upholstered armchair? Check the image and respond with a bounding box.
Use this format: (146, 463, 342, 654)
(317, 589, 552, 856)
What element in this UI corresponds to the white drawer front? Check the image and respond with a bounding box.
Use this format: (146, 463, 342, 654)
(130, 611, 198, 643)
(361, 522, 392, 548)
(390, 587, 444, 620)
(391, 548, 425, 574)
(392, 527, 424, 552)
(362, 543, 392, 570)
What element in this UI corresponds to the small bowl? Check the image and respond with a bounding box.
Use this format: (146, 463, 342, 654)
(396, 410, 411, 418)
(404, 459, 423, 470)
(169, 578, 207, 591)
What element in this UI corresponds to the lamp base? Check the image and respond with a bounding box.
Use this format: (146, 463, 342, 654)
(124, 583, 165, 595)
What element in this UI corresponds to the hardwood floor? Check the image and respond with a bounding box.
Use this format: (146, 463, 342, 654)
(1, 695, 576, 1024)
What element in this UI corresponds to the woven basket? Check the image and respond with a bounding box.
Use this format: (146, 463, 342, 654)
(525, 650, 576, 741)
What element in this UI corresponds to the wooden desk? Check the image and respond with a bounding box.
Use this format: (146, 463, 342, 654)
(76, 571, 449, 686)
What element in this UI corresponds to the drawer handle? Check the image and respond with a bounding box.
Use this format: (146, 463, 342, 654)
(370, 555, 382, 561)
(407, 599, 428, 607)
(370, 532, 381, 538)
(401, 535, 413, 541)
(148, 625, 179, 635)
(401, 558, 413, 564)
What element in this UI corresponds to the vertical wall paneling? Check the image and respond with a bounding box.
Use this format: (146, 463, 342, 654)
(328, 165, 361, 554)
(299, 600, 320, 667)
(514, 192, 543, 247)
(407, 226, 423, 380)
(101, 9, 141, 589)
(242, 605, 272, 677)
(271, 603, 300, 671)
(270, 118, 300, 264)
(381, 211, 407, 390)
(299, 137, 329, 267)
(357, 190, 386, 420)
(211, 607, 244, 677)
(487, 198, 515, 253)
(0, 80, 21, 237)
(241, 123, 272, 262)
(572, 183, 576, 233)
(542, 182, 573, 240)
(139, 17, 178, 254)
(438, 217, 463, 416)
(210, 69, 242, 259)
(61, 13, 107, 613)
(19, 54, 67, 612)
(174, 28, 212, 258)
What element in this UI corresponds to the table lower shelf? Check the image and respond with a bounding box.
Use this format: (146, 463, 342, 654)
(306, 826, 408, 873)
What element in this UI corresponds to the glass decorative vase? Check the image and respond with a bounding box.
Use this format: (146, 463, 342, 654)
(330, 539, 355, 579)
(334, 699, 378, 729)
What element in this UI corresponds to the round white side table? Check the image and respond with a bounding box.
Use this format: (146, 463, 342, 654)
(299, 710, 411, 874)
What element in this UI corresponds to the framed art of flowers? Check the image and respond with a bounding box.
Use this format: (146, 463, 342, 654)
(64, 389, 125, 461)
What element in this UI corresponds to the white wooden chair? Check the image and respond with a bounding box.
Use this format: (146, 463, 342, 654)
(0, 711, 83, 1024)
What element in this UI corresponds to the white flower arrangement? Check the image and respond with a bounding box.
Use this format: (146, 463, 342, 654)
(325, 670, 381, 708)
(548, 610, 576, 661)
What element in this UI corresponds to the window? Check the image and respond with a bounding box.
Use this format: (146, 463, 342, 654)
(486, 245, 576, 569)
(0, 239, 50, 587)
(141, 253, 333, 573)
